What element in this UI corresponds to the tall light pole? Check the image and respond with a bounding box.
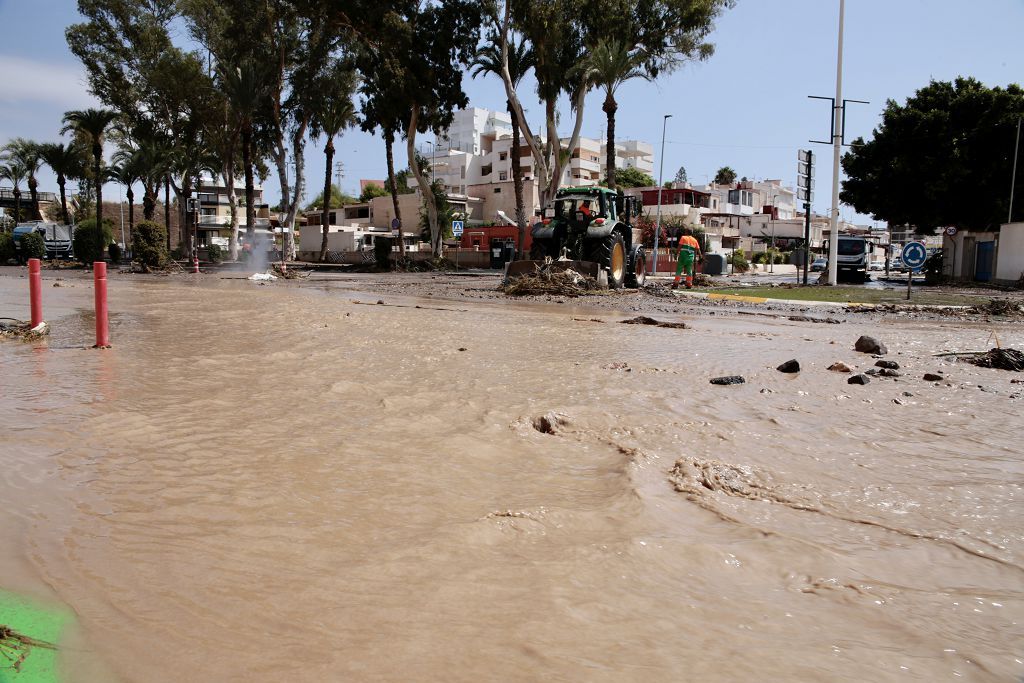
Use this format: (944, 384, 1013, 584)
(651, 114, 672, 276)
(827, 0, 846, 286)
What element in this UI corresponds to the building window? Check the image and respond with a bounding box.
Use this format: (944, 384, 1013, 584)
(499, 152, 507, 161)
(494, 188, 502, 194)
(499, 171, 508, 181)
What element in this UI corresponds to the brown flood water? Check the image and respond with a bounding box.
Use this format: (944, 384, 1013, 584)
(1, 273, 1022, 681)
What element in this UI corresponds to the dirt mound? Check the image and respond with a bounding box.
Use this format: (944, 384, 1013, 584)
(620, 316, 688, 329)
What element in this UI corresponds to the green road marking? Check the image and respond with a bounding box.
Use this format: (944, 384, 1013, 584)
(0, 590, 69, 683)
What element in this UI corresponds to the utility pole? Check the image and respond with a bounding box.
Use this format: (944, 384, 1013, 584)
(334, 161, 345, 196)
(651, 114, 672, 276)
(1010, 116, 1021, 224)
(827, 0, 845, 286)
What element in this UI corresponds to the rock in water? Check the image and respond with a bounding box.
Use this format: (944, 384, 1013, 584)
(848, 374, 871, 385)
(855, 335, 888, 354)
(776, 359, 801, 373)
(828, 362, 853, 373)
(875, 360, 900, 370)
(923, 373, 944, 382)
(710, 376, 746, 386)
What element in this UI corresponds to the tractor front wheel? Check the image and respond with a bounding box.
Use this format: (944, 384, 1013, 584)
(589, 232, 627, 289)
(626, 246, 646, 288)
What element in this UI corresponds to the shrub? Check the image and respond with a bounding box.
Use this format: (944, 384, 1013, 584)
(21, 231, 46, 260)
(73, 218, 116, 264)
(729, 249, 750, 273)
(170, 246, 185, 260)
(108, 242, 122, 263)
(206, 243, 223, 264)
(131, 220, 169, 270)
(0, 232, 14, 263)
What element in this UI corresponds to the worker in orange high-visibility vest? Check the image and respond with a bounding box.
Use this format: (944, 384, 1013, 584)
(672, 234, 702, 289)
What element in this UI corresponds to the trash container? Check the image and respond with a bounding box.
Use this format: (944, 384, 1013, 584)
(703, 253, 726, 276)
(490, 240, 505, 269)
(502, 241, 516, 264)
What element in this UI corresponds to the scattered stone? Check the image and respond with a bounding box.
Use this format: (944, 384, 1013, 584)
(848, 374, 871, 385)
(457, 347, 467, 352)
(620, 316, 689, 329)
(875, 360, 900, 370)
(855, 335, 888, 355)
(878, 369, 901, 378)
(376, 299, 385, 305)
(923, 373, 944, 382)
(759, 388, 774, 394)
(531, 412, 569, 435)
(788, 315, 843, 324)
(978, 385, 998, 393)
(710, 376, 746, 386)
(776, 359, 801, 373)
(52, 281, 62, 287)
(603, 362, 631, 371)
(903, 391, 914, 397)
(828, 362, 853, 373)
(893, 398, 905, 405)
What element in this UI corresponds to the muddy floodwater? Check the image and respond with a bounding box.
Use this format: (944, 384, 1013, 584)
(1, 271, 1022, 681)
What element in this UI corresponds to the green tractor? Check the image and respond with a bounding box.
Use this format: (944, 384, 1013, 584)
(506, 186, 647, 289)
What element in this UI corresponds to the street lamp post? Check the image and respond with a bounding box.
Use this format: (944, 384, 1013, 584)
(827, 0, 846, 286)
(651, 114, 672, 277)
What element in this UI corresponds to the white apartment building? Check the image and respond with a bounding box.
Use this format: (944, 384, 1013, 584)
(194, 174, 270, 248)
(423, 107, 655, 208)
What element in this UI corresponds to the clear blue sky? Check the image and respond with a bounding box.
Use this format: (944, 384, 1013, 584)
(1, 0, 1022, 225)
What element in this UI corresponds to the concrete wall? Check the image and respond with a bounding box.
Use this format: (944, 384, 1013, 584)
(995, 222, 1024, 283)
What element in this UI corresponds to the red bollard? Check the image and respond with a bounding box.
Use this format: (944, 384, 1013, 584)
(28, 258, 43, 327)
(93, 261, 110, 348)
(192, 254, 200, 274)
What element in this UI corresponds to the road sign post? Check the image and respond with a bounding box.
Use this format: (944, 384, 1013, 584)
(451, 220, 464, 270)
(901, 241, 927, 301)
(797, 150, 815, 285)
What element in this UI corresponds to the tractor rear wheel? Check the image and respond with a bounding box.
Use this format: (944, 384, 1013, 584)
(589, 231, 627, 289)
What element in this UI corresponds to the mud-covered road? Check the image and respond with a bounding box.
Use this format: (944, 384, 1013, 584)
(1, 267, 1022, 681)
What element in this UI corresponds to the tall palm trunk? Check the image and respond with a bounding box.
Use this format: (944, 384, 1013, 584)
(604, 92, 617, 190)
(13, 189, 21, 226)
(57, 174, 69, 224)
(225, 165, 239, 261)
(509, 101, 527, 257)
(93, 144, 103, 250)
(242, 125, 255, 241)
(126, 186, 135, 235)
(143, 185, 156, 221)
(385, 131, 405, 257)
(319, 137, 334, 262)
(28, 176, 40, 220)
(164, 175, 171, 251)
(407, 107, 440, 257)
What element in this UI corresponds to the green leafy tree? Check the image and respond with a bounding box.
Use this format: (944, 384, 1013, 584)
(61, 108, 119, 248)
(305, 185, 358, 212)
(359, 183, 390, 203)
(471, 33, 536, 255)
(614, 166, 655, 188)
(310, 61, 358, 262)
(674, 165, 688, 184)
(842, 77, 1024, 231)
(713, 166, 736, 185)
(37, 142, 86, 224)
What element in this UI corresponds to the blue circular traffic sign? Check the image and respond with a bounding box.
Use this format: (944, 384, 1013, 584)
(901, 242, 928, 269)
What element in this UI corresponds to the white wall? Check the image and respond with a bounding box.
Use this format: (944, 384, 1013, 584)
(996, 222, 1024, 282)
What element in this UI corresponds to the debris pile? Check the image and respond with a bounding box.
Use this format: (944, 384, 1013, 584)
(970, 299, 1023, 317)
(962, 348, 1024, 372)
(501, 265, 596, 297)
(0, 319, 48, 341)
(1, 625, 55, 673)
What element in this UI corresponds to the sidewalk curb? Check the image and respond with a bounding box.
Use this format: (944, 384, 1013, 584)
(673, 290, 971, 310)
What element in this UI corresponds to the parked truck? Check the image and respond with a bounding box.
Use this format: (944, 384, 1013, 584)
(829, 234, 873, 282)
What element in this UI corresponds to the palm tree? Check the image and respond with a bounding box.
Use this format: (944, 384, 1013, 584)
(310, 65, 358, 262)
(61, 108, 119, 248)
(109, 153, 144, 237)
(218, 60, 268, 244)
(3, 139, 43, 220)
(0, 160, 28, 226)
(580, 39, 649, 190)
(471, 36, 536, 255)
(38, 142, 85, 224)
